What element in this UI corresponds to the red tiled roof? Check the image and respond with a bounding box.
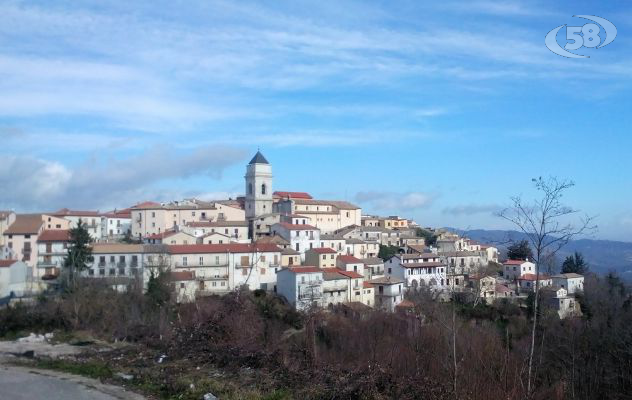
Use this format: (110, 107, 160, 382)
(503, 259, 528, 265)
(132, 201, 161, 209)
(495, 284, 512, 293)
(273, 191, 313, 199)
(337, 255, 363, 264)
(278, 222, 317, 231)
(4, 214, 44, 235)
(310, 248, 337, 254)
(363, 281, 373, 289)
(0, 259, 18, 268)
(37, 230, 70, 242)
(337, 270, 363, 279)
(102, 208, 132, 218)
(518, 273, 551, 281)
(186, 221, 248, 228)
(396, 299, 415, 308)
(168, 243, 281, 254)
(287, 266, 322, 273)
(170, 271, 195, 281)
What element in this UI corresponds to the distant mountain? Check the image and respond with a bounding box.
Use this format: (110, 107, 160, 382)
(447, 228, 632, 278)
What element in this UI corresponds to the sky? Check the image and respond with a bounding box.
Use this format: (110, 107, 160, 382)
(1, 0, 631, 241)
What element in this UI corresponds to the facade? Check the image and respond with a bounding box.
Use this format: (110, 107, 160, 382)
(468, 275, 497, 302)
(101, 209, 132, 239)
(144, 230, 197, 245)
(36, 230, 70, 282)
(0, 211, 16, 246)
(319, 234, 346, 253)
(378, 216, 409, 229)
(245, 151, 273, 220)
(440, 250, 485, 274)
(361, 257, 385, 280)
(304, 248, 338, 269)
(183, 220, 249, 242)
(541, 286, 582, 319)
(503, 260, 536, 280)
(271, 222, 320, 260)
(53, 209, 103, 240)
(276, 267, 323, 311)
(517, 274, 552, 292)
(551, 273, 584, 294)
(370, 276, 405, 312)
(385, 253, 447, 290)
(200, 232, 233, 244)
(0, 259, 33, 298)
(275, 198, 361, 233)
(170, 270, 197, 303)
(344, 238, 379, 258)
(321, 268, 350, 307)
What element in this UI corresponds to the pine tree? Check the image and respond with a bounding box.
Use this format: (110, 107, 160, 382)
(63, 219, 94, 291)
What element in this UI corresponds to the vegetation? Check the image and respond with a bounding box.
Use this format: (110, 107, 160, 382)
(506, 239, 533, 261)
(63, 220, 94, 290)
(378, 244, 399, 261)
(415, 228, 437, 246)
(1, 274, 632, 399)
(561, 251, 589, 274)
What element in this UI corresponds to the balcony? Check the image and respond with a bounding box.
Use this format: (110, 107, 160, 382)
(298, 279, 323, 286)
(37, 260, 59, 268)
(298, 291, 322, 300)
(206, 274, 229, 280)
(323, 284, 347, 292)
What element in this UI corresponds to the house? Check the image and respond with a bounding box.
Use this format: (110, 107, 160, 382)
(304, 248, 338, 268)
(336, 255, 365, 276)
(257, 234, 290, 249)
(344, 238, 379, 258)
(379, 216, 409, 230)
(480, 245, 499, 264)
(183, 220, 249, 242)
(3, 214, 70, 269)
(503, 259, 536, 280)
(0, 260, 33, 298)
(440, 251, 485, 274)
(52, 209, 103, 240)
(170, 270, 197, 303)
(144, 230, 197, 245)
(275, 198, 361, 234)
(36, 230, 70, 283)
(319, 234, 346, 254)
(273, 191, 313, 201)
(541, 286, 582, 319)
(385, 253, 447, 290)
(200, 232, 233, 244)
(270, 222, 320, 260)
(321, 268, 350, 307)
(280, 248, 301, 267)
(467, 274, 497, 302)
(517, 274, 552, 292)
(100, 208, 132, 239)
(276, 266, 323, 311)
(87, 244, 149, 288)
(551, 273, 584, 294)
(361, 257, 385, 280)
(495, 283, 515, 300)
(0, 211, 16, 247)
(361, 215, 380, 227)
(370, 276, 405, 312)
(337, 269, 365, 303)
(361, 281, 374, 307)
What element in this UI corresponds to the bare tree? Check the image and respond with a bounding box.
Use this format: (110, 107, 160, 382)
(498, 177, 596, 398)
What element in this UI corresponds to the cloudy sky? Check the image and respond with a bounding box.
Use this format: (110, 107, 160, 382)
(1, 0, 631, 241)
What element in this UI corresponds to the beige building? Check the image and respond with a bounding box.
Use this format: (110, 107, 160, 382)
(36, 230, 70, 282)
(275, 198, 361, 234)
(130, 199, 245, 238)
(3, 214, 70, 270)
(184, 220, 249, 242)
(0, 211, 16, 246)
(379, 216, 409, 229)
(319, 234, 346, 254)
(144, 230, 197, 245)
(304, 248, 338, 269)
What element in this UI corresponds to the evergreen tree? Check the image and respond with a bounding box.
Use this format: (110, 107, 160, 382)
(63, 219, 94, 290)
(507, 240, 533, 261)
(561, 252, 588, 274)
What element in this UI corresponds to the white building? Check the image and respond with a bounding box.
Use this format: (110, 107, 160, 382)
(53, 209, 103, 240)
(101, 209, 132, 239)
(183, 220, 249, 242)
(276, 266, 323, 311)
(271, 222, 320, 260)
(321, 268, 350, 307)
(385, 253, 447, 290)
(370, 276, 405, 312)
(517, 274, 552, 292)
(551, 273, 584, 294)
(503, 260, 536, 280)
(245, 151, 274, 221)
(36, 230, 70, 283)
(0, 260, 33, 298)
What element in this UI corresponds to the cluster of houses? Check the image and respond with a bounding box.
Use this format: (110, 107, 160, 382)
(0, 152, 584, 318)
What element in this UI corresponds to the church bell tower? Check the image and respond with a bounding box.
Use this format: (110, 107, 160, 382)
(245, 150, 273, 220)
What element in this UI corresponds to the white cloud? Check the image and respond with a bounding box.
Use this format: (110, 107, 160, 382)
(442, 204, 502, 216)
(355, 191, 436, 211)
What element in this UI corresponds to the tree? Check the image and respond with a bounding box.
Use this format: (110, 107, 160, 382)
(415, 228, 437, 246)
(146, 268, 171, 306)
(507, 240, 533, 261)
(63, 219, 94, 291)
(498, 177, 595, 398)
(561, 252, 588, 274)
(378, 245, 399, 261)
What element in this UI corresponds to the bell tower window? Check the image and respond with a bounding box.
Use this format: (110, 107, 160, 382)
(261, 183, 267, 195)
(248, 183, 253, 195)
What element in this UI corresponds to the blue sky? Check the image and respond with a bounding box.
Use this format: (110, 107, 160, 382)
(1, 0, 631, 241)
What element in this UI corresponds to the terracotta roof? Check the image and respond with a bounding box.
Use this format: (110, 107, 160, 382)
(286, 266, 322, 274)
(337, 255, 362, 264)
(53, 208, 100, 217)
(337, 270, 363, 279)
(320, 234, 345, 240)
(503, 259, 529, 265)
(170, 271, 196, 281)
(4, 214, 43, 235)
(37, 230, 71, 242)
(321, 268, 348, 280)
(145, 230, 180, 240)
(0, 259, 18, 268)
(273, 191, 313, 199)
(186, 221, 248, 228)
(131, 201, 162, 209)
(309, 247, 337, 254)
(168, 243, 281, 254)
(102, 208, 132, 218)
(495, 284, 512, 293)
(363, 281, 374, 289)
(277, 222, 317, 231)
(396, 299, 415, 309)
(281, 248, 300, 255)
(401, 253, 437, 260)
(257, 235, 290, 246)
(518, 273, 551, 281)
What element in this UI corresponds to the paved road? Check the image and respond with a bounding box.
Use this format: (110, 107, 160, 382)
(0, 364, 144, 400)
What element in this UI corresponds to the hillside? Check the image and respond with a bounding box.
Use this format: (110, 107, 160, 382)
(448, 228, 632, 278)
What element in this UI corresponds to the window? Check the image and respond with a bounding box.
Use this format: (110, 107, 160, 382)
(199, 256, 204, 265)
(25, 234, 31, 239)
(183, 257, 188, 266)
(248, 183, 253, 195)
(241, 256, 250, 266)
(261, 183, 266, 195)
(180, 283, 185, 289)
(295, 243, 300, 251)
(151, 212, 156, 218)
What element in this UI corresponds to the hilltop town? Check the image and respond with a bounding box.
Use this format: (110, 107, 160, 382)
(0, 151, 584, 318)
